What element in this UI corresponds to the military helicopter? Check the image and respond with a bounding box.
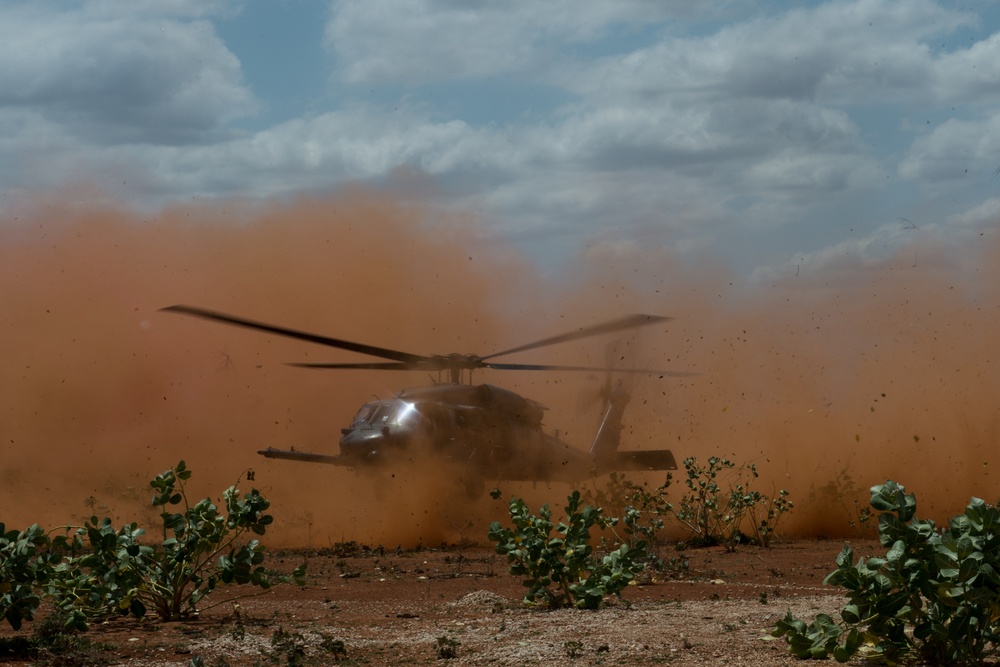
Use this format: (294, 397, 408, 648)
(162, 305, 687, 496)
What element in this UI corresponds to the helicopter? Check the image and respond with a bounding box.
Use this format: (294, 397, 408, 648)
(162, 305, 688, 496)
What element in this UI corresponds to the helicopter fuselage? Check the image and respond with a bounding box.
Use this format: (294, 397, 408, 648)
(335, 384, 577, 476)
(259, 382, 676, 490)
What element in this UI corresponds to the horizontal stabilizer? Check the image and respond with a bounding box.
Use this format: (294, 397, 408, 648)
(607, 449, 677, 472)
(258, 447, 348, 466)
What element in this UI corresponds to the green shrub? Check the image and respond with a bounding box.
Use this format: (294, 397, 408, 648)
(580, 475, 690, 578)
(138, 460, 306, 620)
(675, 456, 792, 549)
(1, 461, 305, 630)
(487, 490, 647, 609)
(0, 524, 49, 630)
(584, 473, 671, 548)
(44, 516, 149, 629)
(774, 480, 1000, 665)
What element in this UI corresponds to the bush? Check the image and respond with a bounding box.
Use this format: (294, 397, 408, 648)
(0, 524, 49, 631)
(674, 456, 792, 549)
(585, 458, 794, 555)
(773, 480, 1000, 665)
(139, 460, 306, 620)
(582, 473, 688, 575)
(487, 490, 647, 609)
(1, 461, 305, 630)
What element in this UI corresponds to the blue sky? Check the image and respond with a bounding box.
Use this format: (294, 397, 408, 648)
(2, 0, 999, 279)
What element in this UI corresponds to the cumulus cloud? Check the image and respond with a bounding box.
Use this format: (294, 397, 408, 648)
(932, 31, 1000, 105)
(0, 2, 255, 145)
(324, 0, 714, 84)
(1, 0, 999, 279)
(564, 0, 972, 104)
(899, 114, 1000, 183)
(945, 197, 1000, 229)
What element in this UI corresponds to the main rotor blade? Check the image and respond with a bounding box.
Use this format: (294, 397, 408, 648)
(485, 362, 696, 376)
(287, 361, 434, 370)
(481, 314, 672, 361)
(161, 305, 428, 364)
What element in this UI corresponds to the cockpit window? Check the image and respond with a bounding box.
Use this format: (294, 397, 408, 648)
(351, 400, 415, 427)
(350, 400, 426, 429)
(350, 402, 383, 426)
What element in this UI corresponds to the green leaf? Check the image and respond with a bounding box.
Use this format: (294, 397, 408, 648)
(886, 539, 905, 563)
(841, 603, 862, 624)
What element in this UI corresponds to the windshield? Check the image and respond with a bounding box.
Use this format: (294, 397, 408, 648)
(350, 401, 390, 427)
(349, 400, 422, 428)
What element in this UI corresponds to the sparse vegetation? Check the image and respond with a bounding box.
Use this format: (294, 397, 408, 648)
(3, 457, 883, 666)
(1, 461, 305, 633)
(674, 456, 792, 549)
(774, 480, 1000, 665)
(131, 460, 306, 621)
(318, 633, 348, 661)
(0, 610, 111, 664)
(582, 456, 794, 553)
(487, 490, 648, 609)
(435, 635, 460, 659)
(0, 523, 49, 630)
(584, 472, 685, 574)
(268, 626, 308, 666)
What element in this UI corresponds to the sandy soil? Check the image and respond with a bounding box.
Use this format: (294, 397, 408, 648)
(0, 539, 879, 666)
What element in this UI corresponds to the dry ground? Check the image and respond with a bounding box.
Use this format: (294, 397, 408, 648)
(0, 538, 880, 666)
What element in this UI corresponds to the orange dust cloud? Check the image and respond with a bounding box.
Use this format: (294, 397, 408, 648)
(2, 186, 999, 545)
(0, 187, 538, 546)
(549, 231, 1000, 537)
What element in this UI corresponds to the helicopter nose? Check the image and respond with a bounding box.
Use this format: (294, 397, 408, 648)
(339, 426, 392, 463)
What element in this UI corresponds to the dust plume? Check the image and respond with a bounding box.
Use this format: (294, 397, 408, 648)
(2, 186, 998, 545)
(545, 232, 1000, 538)
(0, 186, 534, 546)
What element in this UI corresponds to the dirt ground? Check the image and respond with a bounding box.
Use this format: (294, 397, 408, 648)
(0, 538, 880, 666)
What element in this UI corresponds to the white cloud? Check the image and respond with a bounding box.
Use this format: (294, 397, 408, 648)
(747, 150, 882, 197)
(568, 0, 973, 106)
(899, 114, 1000, 182)
(932, 31, 1000, 105)
(87, 108, 499, 203)
(324, 0, 743, 84)
(2, 0, 999, 280)
(945, 197, 1000, 228)
(0, 3, 255, 145)
(326, 1, 536, 83)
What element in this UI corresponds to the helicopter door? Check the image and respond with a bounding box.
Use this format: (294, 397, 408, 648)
(452, 409, 512, 466)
